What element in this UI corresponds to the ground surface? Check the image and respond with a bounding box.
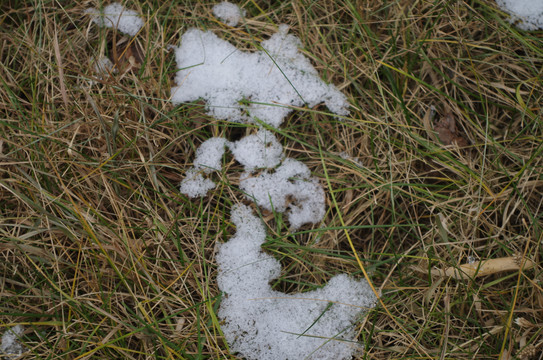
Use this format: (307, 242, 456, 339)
(1, 1, 542, 359)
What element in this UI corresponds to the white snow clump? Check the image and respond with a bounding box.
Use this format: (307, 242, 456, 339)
(86, 2, 143, 36)
(228, 129, 284, 170)
(180, 137, 228, 198)
(495, 0, 543, 30)
(171, 26, 349, 128)
(193, 137, 229, 171)
(212, 1, 246, 27)
(240, 158, 325, 230)
(1, 325, 25, 358)
(216, 204, 376, 360)
(180, 130, 325, 229)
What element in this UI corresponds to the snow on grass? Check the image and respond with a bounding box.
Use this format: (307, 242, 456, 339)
(180, 137, 228, 198)
(86, 2, 143, 37)
(231, 131, 324, 229)
(1, 325, 25, 358)
(180, 169, 216, 198)
(495, 0, 543, 30)
(173, 10, 375, 357)
(228, 129, 284, 170)
(193, 137, 229, 171)
(216, 204, 376, 360)
(180, 130, 325, 229)
(170, 25, 349, 128)
(212, 1, 246, 26)
(240, 158, 325, 230)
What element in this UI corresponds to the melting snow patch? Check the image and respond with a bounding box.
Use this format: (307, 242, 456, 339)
(171, 26, 349, 128)
(173, 11, 375, 357)
(240, 158, 325, 230)
(1, 325, 25, 358)
(180, 137, 228, 198)
(216, 205, 376, 360)
(92, 56, 116, 78)
(193, 137, 229, 171)
(179, 130, 325, 229)
(86, 2, 143, 36)
(213, 1, 246, 26)
(227, 129, 284, 170)
(180, 169, 216, 198)
(495, 0, 543, 30)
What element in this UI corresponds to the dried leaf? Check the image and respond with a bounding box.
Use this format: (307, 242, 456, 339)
(53, 28, 69, 108)
(111, 35, 143, 72)
(514, 317, 535, 329)
(423, 105, 438, 142)
(434, 113, 468, 147)
(432, 256, 536, 280)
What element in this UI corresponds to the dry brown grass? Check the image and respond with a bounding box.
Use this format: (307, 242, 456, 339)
(1, 0, 542, 359)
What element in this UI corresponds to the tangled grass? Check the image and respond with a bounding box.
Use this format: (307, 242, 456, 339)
(1, 0, 542, 358)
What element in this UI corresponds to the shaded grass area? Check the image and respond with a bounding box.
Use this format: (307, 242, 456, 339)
(1, 0, 542, 358)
